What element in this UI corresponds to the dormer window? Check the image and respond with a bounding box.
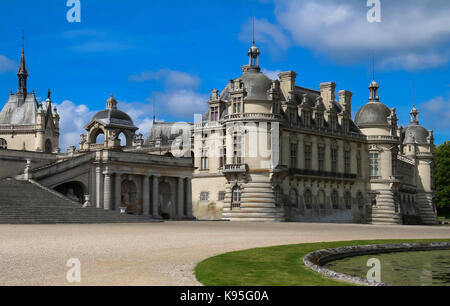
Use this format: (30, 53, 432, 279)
(210, 107, 219, 121)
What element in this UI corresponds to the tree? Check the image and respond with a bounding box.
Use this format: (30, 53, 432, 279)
(435, 141, 450, 213)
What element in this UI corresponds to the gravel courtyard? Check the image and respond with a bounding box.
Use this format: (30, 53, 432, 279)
(0, 221, 449, 286)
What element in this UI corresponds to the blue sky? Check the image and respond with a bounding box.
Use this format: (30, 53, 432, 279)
(0, 0, 449, 150)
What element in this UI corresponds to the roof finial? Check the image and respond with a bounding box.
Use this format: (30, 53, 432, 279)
(252, 8, 255, 46)
(22, 29, 24, 51)
(48, 89, 51, 100)
(153, 100, 156, 123)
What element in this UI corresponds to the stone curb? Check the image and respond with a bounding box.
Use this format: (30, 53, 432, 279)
(303, 242, 450, 286)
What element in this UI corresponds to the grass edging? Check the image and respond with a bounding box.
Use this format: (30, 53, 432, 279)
(195, 239, 450, 286)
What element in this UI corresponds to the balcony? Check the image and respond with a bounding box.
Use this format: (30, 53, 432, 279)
(222, 164, 248, 173)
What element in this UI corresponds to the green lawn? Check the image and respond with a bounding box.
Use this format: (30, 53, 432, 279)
(195, 239, 450, 286)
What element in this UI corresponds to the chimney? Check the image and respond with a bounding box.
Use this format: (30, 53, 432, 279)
(338, 90, 352, 114)
(278, 71, 297, 101)
(319, 82, 336, 110)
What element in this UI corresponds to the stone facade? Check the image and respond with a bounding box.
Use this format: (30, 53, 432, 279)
(189, 43, 437, 225)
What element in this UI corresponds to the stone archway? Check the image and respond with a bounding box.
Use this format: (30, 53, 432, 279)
(159, 182, 172, 219)
(54, 181, 87, 204)
(121, 180, 138, 214)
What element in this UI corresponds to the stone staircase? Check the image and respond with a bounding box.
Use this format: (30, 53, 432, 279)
(417, 193, 438, 225)
(222, 175, 285, 222)
(0, 179, 160, 224)
(370, 190, 402, 225)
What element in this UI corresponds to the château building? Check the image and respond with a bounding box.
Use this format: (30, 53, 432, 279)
(190, 43, 437, 225)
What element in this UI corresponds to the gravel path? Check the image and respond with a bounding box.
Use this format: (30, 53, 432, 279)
(0, 221, 449, 286)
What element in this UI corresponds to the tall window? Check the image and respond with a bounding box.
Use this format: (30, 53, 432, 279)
(318, 190, 326, 209)
(357, 192, 364, 209)
(218, 191, 225, 201)
(233, 97, 242, 114)
(210, 107, 219, 121)
(304, 189, 312, 209)
(316, 114, 323, 129)
(369, 153, 379, 177)
(344, 149, 351, 173)
(344, 191, 352, 209)
(331, 147, 338, 173)
(232, 186, 241, 209)
(330, 116, 337, 130)
(289, 110, 296, 124)
(331, 190, 339, 209)
(220, 147, 226, 169)
(318, 146, 325, 171)
(303, 111, 311, 128)
(233, 133, 242, 164)
(357, 150, 362, 178)
(0, 138, 7, 150)
(290, 143, 297, 168)
(201, 149, 209, 170)
(273, 101, 280, 114)
(289, 188, 298, 207)
(304, 144, 312, 170)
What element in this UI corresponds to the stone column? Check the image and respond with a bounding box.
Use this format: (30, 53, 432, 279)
(96, 166, 103, 209)
(177, 177, 185, 218)
(103, 169, 112, 211)
(185, 178, 193, 219)
(152, 175, 160, 218)
(143, 175, 150, 216)
(115, 173, 122, 211)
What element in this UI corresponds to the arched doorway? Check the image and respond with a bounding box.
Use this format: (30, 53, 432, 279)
(45, 139, 52, 153)
(121, 180, 138, 214)
(159, 182, 172, 219)
(55, 181, 87, 204)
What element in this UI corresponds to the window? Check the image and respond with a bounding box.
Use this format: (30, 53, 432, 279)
(201, 149, 209, 170)
(318, 146, 325, 171)
(304, 190, 312, 209)
(330, 116, 337, 130)
(369, 153, 379, 177)
(304, 144, 312, 170)
(218, 191, 225, 201)
(232, 186, 241, 209)
(357, 150, 362, 178)
(344, 191, 352, 209)
(357, 192, 365, 209)
(220, 147, 226, 169)
(316, 114, 323, 129)
(0, 138, 7, 150)
(210, 107, 219, 121)
(233, 97, 242, 114)
(344, 149, 351, 173)
(303, 111, 311, 128)
(200, 192, 209, 201)
(233, 133, 242, 164)
(331, 147, 338, 173)
(290, 143, 297, 168)
(289, 188, 298, 207)
(331, 190, 339, 209)
(273, 101, 280, 114)
(318, 190, 326, 209)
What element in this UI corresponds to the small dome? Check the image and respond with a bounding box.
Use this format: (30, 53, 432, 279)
(241, 70, 272, 100)
(91, 109, 135, 127)
(403, 124, 429, 145)
(355, 102, 391, 127)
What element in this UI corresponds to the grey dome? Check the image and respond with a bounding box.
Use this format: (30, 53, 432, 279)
(355, 102, 391, 127)
(241, 69, 272, 100)
(92, 109, 135, 127)
(403, 124, 429, 145)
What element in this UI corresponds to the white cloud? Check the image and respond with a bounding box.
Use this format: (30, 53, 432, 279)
(262, 69, 282, 80)
(420, 96, 450, 129)
(270, 0, 450, 70)
(129, 69, 208, 120)
(129, 69, 201, 89)
(239, 18, 290, 58)
(0, 55, 16, 74)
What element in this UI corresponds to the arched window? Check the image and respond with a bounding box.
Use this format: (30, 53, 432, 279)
(232, 186, 241, 209)
(344, 191, 352, 210)
(289, 188, 298, 207)
(357, 192, 365, 209)
(0, 138, 7, 150)
(318, 190, 326, 209)
(304, 189, 312, 209)
(331, 190, 339, 209)
(45, 139, 52, 153)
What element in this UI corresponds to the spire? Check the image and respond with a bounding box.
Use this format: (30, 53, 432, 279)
(17, 30, 28, 95)
(410, 84, 419, 124)
(246, 10, 261, 72)
(153, 101, 156, 124)
(368, 55, 379, 102)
